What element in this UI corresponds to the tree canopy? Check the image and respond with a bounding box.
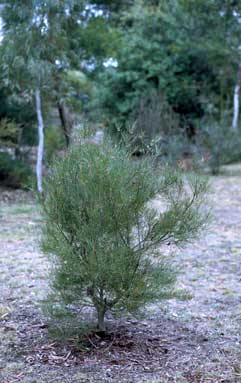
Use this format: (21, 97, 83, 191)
(1, 0, 241, 184)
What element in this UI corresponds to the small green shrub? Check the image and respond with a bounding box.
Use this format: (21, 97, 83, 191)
(0, 152, 32, 188)
(41, 141, 208, 333)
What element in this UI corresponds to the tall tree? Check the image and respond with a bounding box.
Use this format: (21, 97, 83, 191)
(96, 0, 241, 136)
(181, 0, 241, 129)
(1, 0, 85, 191)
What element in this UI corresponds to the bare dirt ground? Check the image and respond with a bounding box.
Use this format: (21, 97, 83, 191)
(1, 165, 241, 383)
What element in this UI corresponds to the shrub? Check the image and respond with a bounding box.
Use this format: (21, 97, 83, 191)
(0, 152, 32, 188)
(157, 132, 198, 167)
(129, 92, 180, 154)
(41, 141, 208, 333)
(198, 123, 241, 174)
(115, 91, 188, 161)
(113, 91, 202, 167)
(109, 90, 181, 155)
(45, 124, 65, 163)
(0, 118, 20, 148)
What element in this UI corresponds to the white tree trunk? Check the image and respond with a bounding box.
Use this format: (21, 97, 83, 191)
(35, 88, 44, 193)
(232, 63, 241, 130)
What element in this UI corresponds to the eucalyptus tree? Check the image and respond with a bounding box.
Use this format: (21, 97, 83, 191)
(1, 0, 85, 191)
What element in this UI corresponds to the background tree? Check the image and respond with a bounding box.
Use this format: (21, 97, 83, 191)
(95, 0, 241, 140)
(0, 0, 123, 182)
(1, 0, 86, 191)
(181, 0, 241, 129)
(1, 0, 241, 185)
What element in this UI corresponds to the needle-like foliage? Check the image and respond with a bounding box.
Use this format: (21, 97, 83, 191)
(41, 140, 208, 332)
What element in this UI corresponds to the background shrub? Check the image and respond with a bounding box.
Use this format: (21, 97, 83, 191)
(45, 124, 65, 163)
(124, 91, 181, 156)
(0, 118, 20, 148)
(0, 152, 32, 188)
(197, 123, 241, 174)
(114, 91, 192, 164)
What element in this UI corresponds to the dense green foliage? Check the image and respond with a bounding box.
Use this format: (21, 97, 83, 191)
(0, 85, 37, 146)
(0, 118, 20, 148)
(1, 0, 241, 185)
(0, 152, 32, 188)
(96, 0, 241, 136)
(41, 141, 207, 332)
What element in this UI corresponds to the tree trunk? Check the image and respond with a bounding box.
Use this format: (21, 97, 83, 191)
(232, 63, 241, 130)
(35, 88, 44, 193)
(57, 101, 73, 147)
(97, 306, 106, 333)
